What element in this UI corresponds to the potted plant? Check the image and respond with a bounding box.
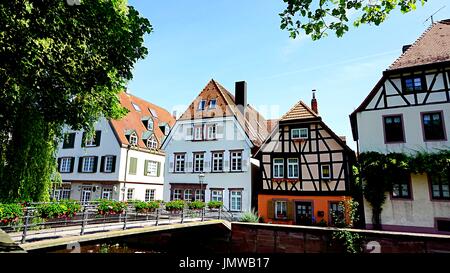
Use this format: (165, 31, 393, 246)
(187, 200, 206, 210)
(134, 200, 160, 213)
(37, 200, 81, 219)
(97, 199, 128, 215)
(207, 201, 223, 210)
(0, 203, 23, 225)
(164, 200, 185, 213)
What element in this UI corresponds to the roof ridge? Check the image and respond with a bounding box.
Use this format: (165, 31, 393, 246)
(280, 100, 318, 121)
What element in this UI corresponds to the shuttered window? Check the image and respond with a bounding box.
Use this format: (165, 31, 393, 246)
(129, 157, 138, 175)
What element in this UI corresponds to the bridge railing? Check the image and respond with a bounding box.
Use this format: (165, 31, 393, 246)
(0, 201, 232, 244)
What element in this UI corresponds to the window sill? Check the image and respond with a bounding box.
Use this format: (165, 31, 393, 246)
(423, 138, 447, 142)
(430, 198, 450, 202)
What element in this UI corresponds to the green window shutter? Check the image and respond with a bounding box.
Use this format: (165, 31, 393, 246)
(95, 131, 102, 146)
(78, 157, 83, 172)
(111, 156, 116, 173)
(81, 132, 86, 147)
(100, 156, 105, 173)
(57, 158, 61, 172)
(267, 200, 274, 219)
(157, 162, 161, 177)
(70, 157, 75, 173)
(129, 157, 137, 175)
(93, 156, 99, 173)
(144, 160, 149, 176)
(287, 201, 294, 220)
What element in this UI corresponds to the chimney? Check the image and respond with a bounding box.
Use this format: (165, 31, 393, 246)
(311, 89, 318, 114)
(402, 44, 411, 53)
(172, 110, 177, 119)
(235, 81, 247, 114)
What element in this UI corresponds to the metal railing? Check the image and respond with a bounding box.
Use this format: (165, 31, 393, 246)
(0, 201, 231, 244)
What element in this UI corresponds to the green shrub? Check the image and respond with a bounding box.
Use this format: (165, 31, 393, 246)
(0, 203, 24, 224)
(239, 209, 260, 223)
(187, 201, 206, 210)
(97, 199, 128, 215)
(164, 200, 185, 211)
(134, 200, 160, 213)
(207, 201, 223, 209)
(37, 200, 81, 219)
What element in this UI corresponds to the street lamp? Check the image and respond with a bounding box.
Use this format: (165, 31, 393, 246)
(198, 173, 205, 201)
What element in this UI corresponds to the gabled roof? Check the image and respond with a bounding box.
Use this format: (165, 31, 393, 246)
(178, 79, 270, 147)
(109, 92, 176, 150)
(389, 19, 450, 71)
(280, 100, 319, 122)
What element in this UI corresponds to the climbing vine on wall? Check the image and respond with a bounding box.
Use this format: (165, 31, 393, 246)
(358, 150, 450, 230)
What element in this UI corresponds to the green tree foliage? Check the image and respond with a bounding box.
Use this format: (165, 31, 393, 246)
(0, 0, 152, 202)
(280, 0, 427, 40)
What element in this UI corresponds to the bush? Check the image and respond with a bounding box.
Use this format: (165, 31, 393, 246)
(187, 201, 206, 210)
(134, 201, 160, 213)
(97, 199, 128, 215)
(164, 200, 185, 211)
(239, 209, 260, 223)
(207, 201, 223, 209)
(0, 203, 24, 224)
(37, 200, 81, 219)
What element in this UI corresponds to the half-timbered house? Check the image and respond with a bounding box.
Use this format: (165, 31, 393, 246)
(256, 93, 355, 225)
(350, 19, 450, 233)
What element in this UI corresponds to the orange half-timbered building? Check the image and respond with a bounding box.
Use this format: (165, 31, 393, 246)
(255, 94, 356, 225)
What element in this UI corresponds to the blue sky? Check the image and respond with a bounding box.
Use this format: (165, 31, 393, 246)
(127, 0, 449, 150)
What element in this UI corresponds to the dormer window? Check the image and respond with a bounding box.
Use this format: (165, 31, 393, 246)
(147, 136, 158, 149)
(147, 120, 154, 131)
(209, 99, 217, 109)
(129, 133, 138, 145)
(198, 100, 206, 111)
(132, 102, 141, 111)
(149, 108, 158, 118)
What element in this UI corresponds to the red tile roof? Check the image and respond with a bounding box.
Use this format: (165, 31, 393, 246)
(389, 19, 450, 70)
(280, 100, 319, 122)
(109, 92, 176, 150)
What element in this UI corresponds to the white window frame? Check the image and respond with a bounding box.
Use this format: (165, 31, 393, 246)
(60, 157, 72, 173)
(147, 136, 158, 149)
(291, 128, 308, 140)
(184, 189, 193, 201)
(127, 188, 135, 200)
(198, 100, 206, 111)
(194, 153, 204, 173)
(273, 158, 284, 178)
(287, 158, 299, 178)
(82, 156, 95, 173)
(211, 190, 223, 202)
(102, 188, 113, 200)
(145, 189, 155, 202)
(173, 189, 182, 200)
(81, 187, 92, 203)
(147, 120, 154, 131)
(194, 126, 203, 140)
(146, 160, 158, 176)
(175, 154, 185, 173)
(230, 151, 242, 172)
(207, 124, 216, 140)
(129, 133, 138, 145)
(195, 189, 204, 201)
(85, 136, 96, 147)
(209, 99, 217, 109)
(104, 156, 114, 173)
(230, 190, 242, 212)
(321, 164, 331, 179)
(275, 200, 287, 219)
(212, 152, 224, 172)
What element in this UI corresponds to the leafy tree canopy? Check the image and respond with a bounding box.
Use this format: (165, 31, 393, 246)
(280, 0, 428, 40)
(0, 0, 152, 201)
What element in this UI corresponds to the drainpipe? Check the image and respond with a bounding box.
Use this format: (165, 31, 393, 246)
(122, 144, 131, 201)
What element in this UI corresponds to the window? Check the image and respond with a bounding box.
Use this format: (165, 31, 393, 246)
(149, 108, 158, 118)
(127, 188, 135, 200)
(430, 172, 449, 200)
(195, 189, 204, 201)
(207, 125, 216, 140)
(102, 188, 113, 200)
(145, 189, 155, 202)
(175, 154, 185, 172)
(194, 153, 204, 173)
(209, 99, 217, 109)
(321, 164, 331, 179)
(384, 115, 405, 143)
(194, 126, 203, 140)
(129, 157, 138, 175)
(62, 133, 75, 149)
(184, 189, 193, 201)
(132, 102, 141, 111)
(291, 128, 308, 139)
(198, 100, 206, 111)
(82, 157, 95, 173)
(60, 157, 72, 173)
(211, 190, 223, 202)
(147, 137, 158, 149)
(436, 220, 450, 232)
(81, 187, 91, 203)
(104, 156, 114, 173)
(85, 136, 96, 147)
(273, 159, 284, 178)
(329, 202, 344, 226)
(275, 201, 287, 219)
(422, 112, 445, 141)
(230, 191, 242, 211)
(145, 160, 158, 176)
(392, 175, 411, 199)
(402, 76, 425, 93)
(231, 151, 242, 171)
(172, 189, 182, 200)
(147, 120, 154, 131)
(129, 133, 138, 145)
(212, 152, 224, 172)
(287, 158, 299, 178)
(52, 188, 71, 201)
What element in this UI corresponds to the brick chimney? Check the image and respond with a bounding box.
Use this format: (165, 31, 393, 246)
(402, 44, 412, 53)
(311, 89, 318, 114)
(235, 81, 247, 114)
